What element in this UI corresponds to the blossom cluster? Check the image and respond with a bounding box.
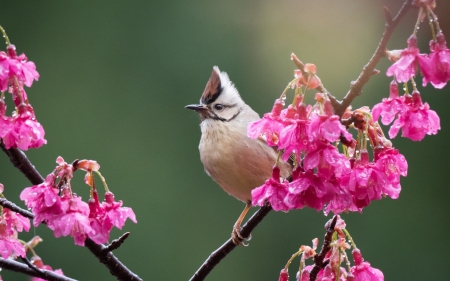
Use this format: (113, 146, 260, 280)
(0, 42, 46, 150)
(278, 217, 383, 281)
(249, 88, 409, 214)
(249, 2, 447, 214)
(0, 183, 30, 260)
(20, 157, 137, 246)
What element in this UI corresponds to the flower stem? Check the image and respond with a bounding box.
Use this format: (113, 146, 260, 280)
(413, 7, 423, 36)
(342, 228, 357, 249)
(0, 25, 11, 46)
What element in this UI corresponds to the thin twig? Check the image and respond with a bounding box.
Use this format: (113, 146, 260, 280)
(309, 216, 337, 281)
(328, 0, 414, 118)
(1, 145, 143, 281)
(0, 257, 77, 281)
(189, 204, 272, 281)
(103, 232, 130, 253)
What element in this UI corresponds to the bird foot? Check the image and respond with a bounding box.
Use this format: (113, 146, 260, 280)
(231, 224, 252, 246)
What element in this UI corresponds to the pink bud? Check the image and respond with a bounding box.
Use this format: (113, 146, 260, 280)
(278, 269, 289, 281)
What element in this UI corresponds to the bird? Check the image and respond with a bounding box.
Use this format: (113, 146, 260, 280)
(185, 66, 291, 245)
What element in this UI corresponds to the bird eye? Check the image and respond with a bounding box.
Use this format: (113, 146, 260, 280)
(214, 104, 224, 111)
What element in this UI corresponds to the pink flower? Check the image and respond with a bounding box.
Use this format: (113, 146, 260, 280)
(419, 32, 450, 89)
(247, 99, 284, 146)
(20, 174, 63, 227)
(101, 191, 137, 229)
(5, 45, 39, 88)
(388, 90, 440, 141)
(371, 81, 408, 125)
(0, 52, 10, 92)
(386, 35, 426, 83)
(88, 191, 112, 244)
(278, 269, 289, 281)
(303, 142, 350, 180)
(316, 265, 347, 281)
(278, 104, 311, 161)
(55, 156, 74, 180)
(374, 148, 408, 199)
(350, 249, 384, 281)
(294, 64, 320, 90)
(0, 223, 26, 259)
(1, 103, 46, 150)
(3, 208, 30, 234)
(251, 166, 290, 212)
(348, 150, 386, 208)
(324, 177, 362, 215)
(309, 98, 352, 143)
(285, 169, 336, 211)
(52, 196, 92, 246)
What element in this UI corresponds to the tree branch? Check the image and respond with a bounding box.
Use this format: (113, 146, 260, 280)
(0, 257, 77, 281)
(327, 0, 414, 117)
(0, 197, 34, 219)
(189, 204, 272, 281)
(1, 144, 143, 281)
(309, 216, 337, 281)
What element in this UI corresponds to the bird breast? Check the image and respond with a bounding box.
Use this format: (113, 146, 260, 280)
(199, 118, 290, 202)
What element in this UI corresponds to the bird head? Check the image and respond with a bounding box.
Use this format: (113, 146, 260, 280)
(185, 66, 244, 122)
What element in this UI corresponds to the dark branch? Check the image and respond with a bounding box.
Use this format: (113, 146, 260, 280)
(189, 204, 272, 281)
(1, 145, 143, 281)
(329, 0, 414, 118)
(0, 197, 34, 219)
(309, 215, 338, 281)
(0, 257, 77, 281)
(1, 143, 44, 185)
(104, 232, 130, 253)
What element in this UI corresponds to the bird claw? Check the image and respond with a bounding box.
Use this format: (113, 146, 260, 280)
(232, 224, 252, 246)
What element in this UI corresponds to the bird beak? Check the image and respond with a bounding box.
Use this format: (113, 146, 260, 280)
(185, 104, 207, 112)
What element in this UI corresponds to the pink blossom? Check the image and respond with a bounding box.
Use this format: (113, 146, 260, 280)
(350, 249, 384, 281)
(0, 223, 26, 259)
(52, 196, 92, 246)
(20, 174, 62, 227)
(386, 35, 426, 83)
(88, 191, 112, 244)
(303, 142, 350, 180)
(278, 269, 289, 281)
(3, 207, 31, 234)
(278, 103, 311, 161)
(5, 45, 39, 88)
(1, 103, 46, 150)
(388, 90, 440, 141)
(247, 99, 285, 146)
(419, 32, 450, 89)
(316, 265, 348, 281)
(0, 52, 10, 91)
(371, 81, 408, 125)
(251, 166, 290, 212)
(309, 98, 352, 143)
(374, 148, 408, 199)
(285, 169, 335, 211)
(55, 156, 74, 180)
(348, 150, 386, 208)
(101, 191, 137, 229)
(294, 64, 320, 90)
(324, 177, 362, 215)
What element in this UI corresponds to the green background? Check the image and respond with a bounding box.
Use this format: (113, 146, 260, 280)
(1, 0, 450, 280)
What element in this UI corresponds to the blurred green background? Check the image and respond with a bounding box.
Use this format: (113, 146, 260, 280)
(1, 0, 449, 280)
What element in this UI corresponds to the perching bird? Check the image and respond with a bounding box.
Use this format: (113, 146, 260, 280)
(186, 66, 291, 245)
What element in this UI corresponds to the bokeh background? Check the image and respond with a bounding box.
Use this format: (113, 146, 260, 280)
(1, 0, 450, 280)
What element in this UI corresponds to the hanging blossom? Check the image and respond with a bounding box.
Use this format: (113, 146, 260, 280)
(251, 166, 290, 212)
(419, 32, 450, 89)
(247, 99, 285, 146)
(279, 217, 384, 281)
(0, 183, 30, 259)
(388, 90, 440, 141)
(20, 157, 137, 246)
(0, 42, 46, 150)
(386, 35, 426, 83)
